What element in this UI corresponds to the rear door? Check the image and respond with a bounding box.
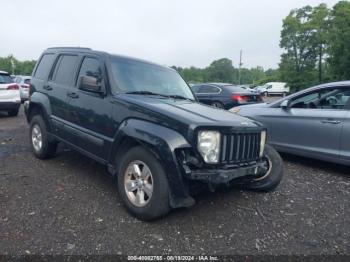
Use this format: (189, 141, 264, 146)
(337, 91, 350, 163)
(45, 54, 80, 138)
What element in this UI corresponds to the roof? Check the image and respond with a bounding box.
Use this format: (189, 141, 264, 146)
(0, 70, 9, 74)
(44, 47, 170, 70)
(315, 80, 350, 88)
(207, 83, 234, 86)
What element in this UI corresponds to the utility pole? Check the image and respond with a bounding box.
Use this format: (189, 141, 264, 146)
(238, 49, 243, 85)
(10, 56, 15, 75)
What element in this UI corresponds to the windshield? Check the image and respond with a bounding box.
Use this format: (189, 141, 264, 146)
(110, 58, 194, 100)
(0, 73, 13, 84)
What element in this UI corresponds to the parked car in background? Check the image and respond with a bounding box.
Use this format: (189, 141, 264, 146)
(0, 71, 21, 116)
(230, 81, 350, 165)
(191, 83, 263, 109)
(256, 82, 289, 96)
(25, 47, 283, 220)
(14, 75, 31, 102)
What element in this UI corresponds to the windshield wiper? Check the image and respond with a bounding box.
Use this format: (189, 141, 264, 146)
(125, 91, 194, 101)
(125, 91, 169, 98)
(168, 94, 194, 101)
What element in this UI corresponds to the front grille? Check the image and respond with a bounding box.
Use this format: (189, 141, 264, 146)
(220, 132, 261, 164)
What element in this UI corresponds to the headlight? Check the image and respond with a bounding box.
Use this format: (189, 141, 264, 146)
(230, 107, 240, 114)
(197, 131, 221, 164)
(259, 130, 266, 157)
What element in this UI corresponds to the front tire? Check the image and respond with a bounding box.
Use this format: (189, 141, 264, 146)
(117, 146, 170, 221)
(29, 115, 57, 159)
(243, 144, 283, 191)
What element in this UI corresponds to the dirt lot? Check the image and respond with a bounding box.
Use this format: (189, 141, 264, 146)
(0, 103, 349, 256)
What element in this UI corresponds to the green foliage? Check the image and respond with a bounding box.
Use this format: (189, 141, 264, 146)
(0, 55, 36, 75)
(173, 59, 278, 86)
(279, 6, 319, 90)
(327, 1, 350, 80)
(206, 58, 235, 83)
(279, 1, 350, 91)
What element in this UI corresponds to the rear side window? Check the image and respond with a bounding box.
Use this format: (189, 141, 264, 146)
(34, 54, 55, 80)
(198, 85, 221, 94)
(77, 57, 102, 83)
(0, 73, 13, 84)
(52, 55, 79, 85)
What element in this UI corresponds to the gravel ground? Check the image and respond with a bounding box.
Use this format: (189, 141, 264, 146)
(0, 104, 349, 256)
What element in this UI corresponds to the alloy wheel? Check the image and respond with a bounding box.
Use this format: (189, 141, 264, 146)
(124, 160, 153, 207)
(31, 124, 43, 152)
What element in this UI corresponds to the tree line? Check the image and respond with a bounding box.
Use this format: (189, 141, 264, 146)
(1, 1, 349, 91)
(0, 55, 36, 75)
(171, 60, 279, 86)
(279, 1, 350, 91)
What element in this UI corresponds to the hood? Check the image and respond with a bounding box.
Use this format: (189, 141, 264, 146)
(118, 94, 261, 129)
(235, 102, 269, 109)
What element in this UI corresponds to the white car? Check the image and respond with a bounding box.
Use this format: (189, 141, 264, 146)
(256, 82, 289, 96)
(0, 71, 21, 116)
(14, 75, 31, 101)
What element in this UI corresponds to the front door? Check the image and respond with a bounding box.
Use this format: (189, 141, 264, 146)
(66, 55, 115, 160)
(267, 87, 350, 161)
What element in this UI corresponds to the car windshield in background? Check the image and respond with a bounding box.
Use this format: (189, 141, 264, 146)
(0, 74, 13, 84)
(110, 58, 194, 100)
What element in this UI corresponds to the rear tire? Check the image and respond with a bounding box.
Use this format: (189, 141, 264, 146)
(29, 115, 57, 159)
(242, 144, 283, 191)
(8, 108, 19, 117)
(117, 146, 170, 221)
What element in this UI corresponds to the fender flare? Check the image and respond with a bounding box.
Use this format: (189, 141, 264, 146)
(26, 92, 52, 127)
(108, 118, 195, 208)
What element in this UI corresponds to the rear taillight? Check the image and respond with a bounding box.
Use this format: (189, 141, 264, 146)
(7, 84, 19, 90)
(231, 94, 247, 101)
(21, 84, 30, 88)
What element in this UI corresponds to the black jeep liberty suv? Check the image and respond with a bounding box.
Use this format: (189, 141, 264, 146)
(25, 47, 283, 220)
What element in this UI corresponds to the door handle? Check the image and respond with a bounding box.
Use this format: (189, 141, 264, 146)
(321, 119, 341, 124)
(43, 85, 52, 91)
(67, 92, 79, 99)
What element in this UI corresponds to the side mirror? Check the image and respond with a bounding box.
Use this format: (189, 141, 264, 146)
(78, 75, 103, 94)
(280, 100, 290, 110)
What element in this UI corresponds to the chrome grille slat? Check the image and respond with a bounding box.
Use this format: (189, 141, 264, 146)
(221, 132, 261, 164)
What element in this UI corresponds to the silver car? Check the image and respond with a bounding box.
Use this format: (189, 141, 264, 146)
(230, 81, 350, 165)
(14, 75, 31, 102)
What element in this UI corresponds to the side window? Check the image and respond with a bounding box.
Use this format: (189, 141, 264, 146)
(77, 57, 102, 85)
(52, 55, 79, 85)
(198, 85, 220, 94)
(34, 54, 55, 80)
(290, 88, 350, 109)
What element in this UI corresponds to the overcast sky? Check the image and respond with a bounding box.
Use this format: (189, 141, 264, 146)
(1, 0, 340, 69)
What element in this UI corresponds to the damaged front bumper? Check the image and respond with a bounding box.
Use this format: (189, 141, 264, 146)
(184, 161, 267, 185)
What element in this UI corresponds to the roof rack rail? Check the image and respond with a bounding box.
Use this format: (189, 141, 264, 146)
(47, 47, 92, 50)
